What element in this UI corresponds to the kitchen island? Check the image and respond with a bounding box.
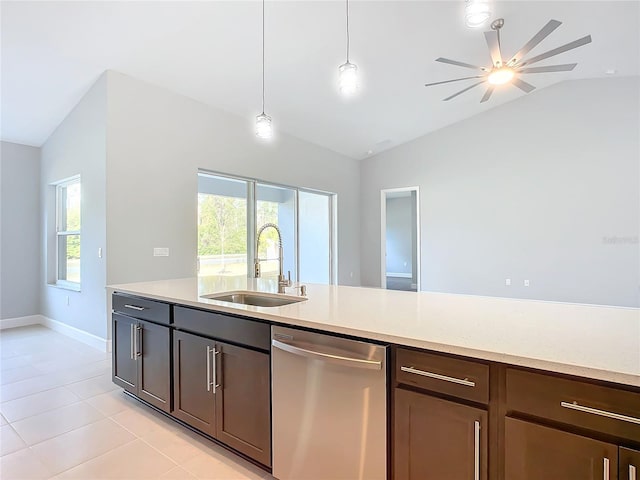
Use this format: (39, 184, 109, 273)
(108, 276, 640, 386)
(107, 276, 640, 480)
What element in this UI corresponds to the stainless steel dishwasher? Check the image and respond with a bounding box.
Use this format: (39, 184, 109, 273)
(271, 325, 388, 480)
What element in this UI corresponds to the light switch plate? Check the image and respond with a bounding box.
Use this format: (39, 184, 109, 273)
(153, 247, 169, 257)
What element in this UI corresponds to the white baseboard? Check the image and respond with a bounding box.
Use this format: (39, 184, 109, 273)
(386, 272, 412, 279)
(41, 316, 108, 352)
(1, 314, 108, 352)
(0, 314, 43, 330)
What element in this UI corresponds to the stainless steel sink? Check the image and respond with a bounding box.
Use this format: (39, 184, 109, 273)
(201, 291, 307, 308)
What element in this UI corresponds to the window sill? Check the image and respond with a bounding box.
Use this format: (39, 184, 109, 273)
(48, 282, 81, 292)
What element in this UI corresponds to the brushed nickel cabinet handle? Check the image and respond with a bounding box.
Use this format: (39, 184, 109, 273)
(130, 324, 135, 360)
(212, 348, 220, 393)
(135, 325, 142, 357)
(124, 304, 145, 311)
(400, 366, 476, 387)
(560, 401, 640, 425)
(474, 420, 480, 480)
(630, 465, 637, 480)
(603, 458, 610, 480)
(206, 346, 212, 392)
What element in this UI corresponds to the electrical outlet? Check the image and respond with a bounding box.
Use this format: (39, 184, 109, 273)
(524, 279, 530, 287)
(153, 247, 169, 257)
(505, 278, 511, 286)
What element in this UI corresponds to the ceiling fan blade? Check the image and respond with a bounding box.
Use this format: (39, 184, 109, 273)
(484, 31, 503, 67)
(443, 81, 485, 101)
(512, 77, 536, 93)
(480, 86, 495, 103)
(508, 19, 562, 65)
(517, 63, 577, 74)
(425, 75, 485, 87)
(519, 35, 592, 67)
(436, 57, 486, 71)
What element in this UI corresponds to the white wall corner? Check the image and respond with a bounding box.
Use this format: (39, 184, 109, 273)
(40, 316, 109, 352)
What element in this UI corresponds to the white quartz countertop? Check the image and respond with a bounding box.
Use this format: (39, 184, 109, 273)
(107, 276, 640, 387)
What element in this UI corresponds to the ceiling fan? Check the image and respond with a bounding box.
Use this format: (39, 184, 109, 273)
(425, 18, 592, 103)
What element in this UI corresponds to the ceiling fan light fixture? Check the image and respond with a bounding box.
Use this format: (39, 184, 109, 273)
(488, 67, 514, 85)
(255, 112, 273, 140)
(465, 0, 491, 28)
(338, 61, 358, 96)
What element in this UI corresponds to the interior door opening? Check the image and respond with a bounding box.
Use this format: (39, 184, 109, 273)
(381, 187, 420, 292)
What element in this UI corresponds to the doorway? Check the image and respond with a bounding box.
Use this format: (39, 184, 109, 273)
(381, 187, 420, 292)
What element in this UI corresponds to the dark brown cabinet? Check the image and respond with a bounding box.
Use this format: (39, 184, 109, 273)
(505, 417, 618, 479)
(112, 312, 171, 412)
(395, 388, 488, 480)
(172, 330, 216, 435)
(215, 342, 270, 467)
(620, 447, 640, 480)
(172, 330, 271, 467)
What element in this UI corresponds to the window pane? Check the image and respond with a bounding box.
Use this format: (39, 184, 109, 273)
(299, 191, 331, 284)
(256, 183, 296, 280)
(61, 182, 81, 231)
(58, 234, 81, 283)
(197, 174, 248, 278)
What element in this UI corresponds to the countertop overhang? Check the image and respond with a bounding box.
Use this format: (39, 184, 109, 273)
(107, 276, 640, 387)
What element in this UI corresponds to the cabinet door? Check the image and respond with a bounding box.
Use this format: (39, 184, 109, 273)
(505, 417, 617, 480)
(620, 447, 640, 480)
(112, 313, 137, 394)
(172, 330, 216, 436)
(137, 320, 171, 413)
(215, 342, 271, 467)
(394, 388, 488, 480)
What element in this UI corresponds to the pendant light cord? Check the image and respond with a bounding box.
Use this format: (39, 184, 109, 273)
(262, 0, 265, 114)
(346, 0, 350, 62)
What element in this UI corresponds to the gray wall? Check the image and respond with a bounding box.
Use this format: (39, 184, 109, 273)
(105, 71, 361, 287)
(40, 74, 108, 338)
(386, 196, 413, 276)
(361, 77, 640, 307)
(0, 142, 41, 319)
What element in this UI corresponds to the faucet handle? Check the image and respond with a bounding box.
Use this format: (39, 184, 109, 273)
(294, 285, 307, 297)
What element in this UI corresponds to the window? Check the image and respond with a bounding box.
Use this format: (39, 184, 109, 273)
(56, 177, 81, 287)
(197, 172, 335, 284)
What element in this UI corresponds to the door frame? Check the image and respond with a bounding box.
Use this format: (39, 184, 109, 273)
(380, 186, 421, 291)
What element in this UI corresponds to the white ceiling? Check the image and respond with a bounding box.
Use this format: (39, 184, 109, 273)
(2, 1, 638, 159)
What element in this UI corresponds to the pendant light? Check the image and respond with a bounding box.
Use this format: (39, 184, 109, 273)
(464, 0, 491, 28)
(338, 0, 358, 96)
(256, 0, 273, 140)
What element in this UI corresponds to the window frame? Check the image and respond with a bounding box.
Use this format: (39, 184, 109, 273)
(55, 176, 81, 290)
(197, 170, 337, 284)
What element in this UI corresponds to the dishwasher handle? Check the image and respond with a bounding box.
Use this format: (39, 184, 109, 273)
(272, 338, 382, 370)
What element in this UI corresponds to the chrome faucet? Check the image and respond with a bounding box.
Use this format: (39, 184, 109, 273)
(255, 223, 291, 294)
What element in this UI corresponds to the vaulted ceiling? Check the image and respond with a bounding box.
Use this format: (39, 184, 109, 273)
(2, 1, 638, 159)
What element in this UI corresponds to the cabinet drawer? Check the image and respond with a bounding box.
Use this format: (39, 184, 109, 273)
(506, 368, 640, 443)
(396, 348, 489, 404)
(174, 306, 270, 351)
(112, 293, 170, 326)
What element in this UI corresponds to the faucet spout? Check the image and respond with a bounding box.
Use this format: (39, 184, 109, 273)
(255, 223, 291, 293)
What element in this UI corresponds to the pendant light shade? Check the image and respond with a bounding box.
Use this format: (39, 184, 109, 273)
(255, 112, 273, 139)
(338, 0, 358, 96)
(465, 0, 491, 28)
(256, 0, 273, 140)
(338, 61, 358, 96)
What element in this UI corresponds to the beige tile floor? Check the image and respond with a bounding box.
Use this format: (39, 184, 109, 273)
(0, 325, 274, 480)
